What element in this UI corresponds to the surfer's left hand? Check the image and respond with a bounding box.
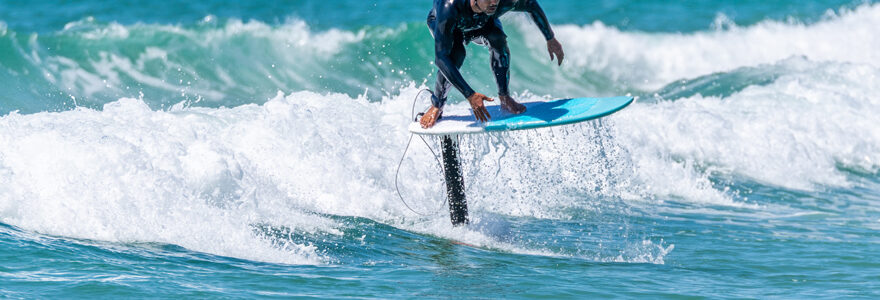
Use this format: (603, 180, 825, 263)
(547, 38, 564, 66)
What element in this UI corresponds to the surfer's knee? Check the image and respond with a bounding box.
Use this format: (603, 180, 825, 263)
(488, 36, 510, 68)
(426, 19, 437, 38)
(486, 31, 508, 50)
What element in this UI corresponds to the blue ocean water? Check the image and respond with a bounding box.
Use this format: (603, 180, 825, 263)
(1, 0, 879, 298)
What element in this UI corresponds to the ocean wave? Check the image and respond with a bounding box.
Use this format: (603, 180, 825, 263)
(1, 54, 877, 262)
(614, 57, 880, 191)
(543, 3, 880, 90)
(0, 18, 403, 114)
(0, 86, 673, 263)
(2, 3, 878, 114)
(1, 3, 879, 265)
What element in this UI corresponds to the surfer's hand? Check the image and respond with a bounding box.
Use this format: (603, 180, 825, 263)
(547, 38, 564, 66)
(467, 92, 494, 122)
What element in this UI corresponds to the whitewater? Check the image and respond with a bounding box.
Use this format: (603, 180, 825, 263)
(1, 1, 879, 298)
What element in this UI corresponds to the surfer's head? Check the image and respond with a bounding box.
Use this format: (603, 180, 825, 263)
(473, 0, 499, 15)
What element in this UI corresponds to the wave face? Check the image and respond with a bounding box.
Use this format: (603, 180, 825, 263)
(1, 1, 880, 298)
(1, 3, 878, 113)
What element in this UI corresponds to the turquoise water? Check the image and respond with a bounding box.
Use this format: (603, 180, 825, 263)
(1, 0, 879, 298)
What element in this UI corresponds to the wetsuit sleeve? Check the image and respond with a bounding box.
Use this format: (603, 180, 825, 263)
(513, 0, 555, 40)
(434, 4, 476, 99)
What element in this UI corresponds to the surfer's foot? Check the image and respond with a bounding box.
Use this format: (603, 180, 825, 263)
(420, 106, 442, 128)
(499, 95, 526, 114)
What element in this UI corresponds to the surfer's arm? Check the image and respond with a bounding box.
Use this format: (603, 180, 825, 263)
(513, 0, 555, 41)
(514, 0, 563, 65)
(434, 9, 475, 100)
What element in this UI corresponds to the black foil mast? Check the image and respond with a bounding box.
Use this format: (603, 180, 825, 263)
(441, 135, 468, 226)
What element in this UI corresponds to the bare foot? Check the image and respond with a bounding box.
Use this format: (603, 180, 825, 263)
(499, 95, 526, 114)
(420, 106, 442, 128)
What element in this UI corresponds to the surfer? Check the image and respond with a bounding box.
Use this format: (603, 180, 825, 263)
(420, 0, 564, 128)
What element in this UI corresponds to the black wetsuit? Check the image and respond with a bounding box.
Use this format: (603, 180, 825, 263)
(427, 0, 555, 108)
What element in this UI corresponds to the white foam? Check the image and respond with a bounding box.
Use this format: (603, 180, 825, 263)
(0, 86, 672, 263)
(613, 58, 880, 191)
(0, 98, 334, 265)
(3, 55, 877, 263)
(541, 3, 880, 90)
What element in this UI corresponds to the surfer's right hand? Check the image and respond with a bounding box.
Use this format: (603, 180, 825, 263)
(467, 92, 494, 122)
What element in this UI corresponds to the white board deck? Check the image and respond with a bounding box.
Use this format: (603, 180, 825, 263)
(409, 96, 634, 136)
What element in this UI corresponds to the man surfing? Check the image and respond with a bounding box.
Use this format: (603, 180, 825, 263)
(420, 0, 564, 128)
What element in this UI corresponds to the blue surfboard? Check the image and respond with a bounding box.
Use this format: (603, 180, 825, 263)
(409, 96, 634, 135)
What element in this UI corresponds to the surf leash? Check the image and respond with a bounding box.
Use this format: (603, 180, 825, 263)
(394, 89, 450, 217)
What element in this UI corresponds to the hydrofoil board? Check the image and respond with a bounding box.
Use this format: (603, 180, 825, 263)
(409, 96, 634, 135)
